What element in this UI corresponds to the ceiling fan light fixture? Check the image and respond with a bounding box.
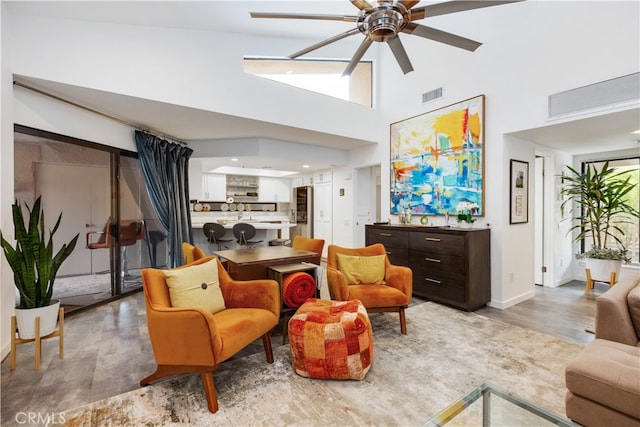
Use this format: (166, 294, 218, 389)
(359, 5, 407, 42)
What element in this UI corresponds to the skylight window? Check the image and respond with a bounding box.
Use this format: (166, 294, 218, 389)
(244, 58, 372, 107)
(261, 73, 350, 100)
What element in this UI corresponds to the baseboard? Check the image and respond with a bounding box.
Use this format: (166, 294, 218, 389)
(554, 276, 575, 287)
(1, 342, 10, 362)
(487, 289, 535, 310)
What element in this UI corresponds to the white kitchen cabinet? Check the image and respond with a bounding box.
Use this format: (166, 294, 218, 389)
(203, 173, 226, 201)
(259, 177, 291, 202)
(291, 173, 314, 188)
(313, 169, 332, 183)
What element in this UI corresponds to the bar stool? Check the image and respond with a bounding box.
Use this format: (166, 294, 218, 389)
(232, 223, 263, 248)
(203, 223, 233, 250)
(86, 219, 145, 279)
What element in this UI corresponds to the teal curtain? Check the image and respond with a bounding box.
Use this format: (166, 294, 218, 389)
(135, 131, 193, 267)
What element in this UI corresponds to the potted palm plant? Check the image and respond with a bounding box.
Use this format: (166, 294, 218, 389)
(561, 161, 639, 285)
(1, 196, 78, 339)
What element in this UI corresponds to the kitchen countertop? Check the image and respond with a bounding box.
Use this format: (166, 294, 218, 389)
(191, 220, 295, 230)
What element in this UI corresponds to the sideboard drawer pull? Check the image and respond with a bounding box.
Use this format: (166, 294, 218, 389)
(425, 277, 442, 284)
(424, 237, 441, 242)
(379, 232, 392, 237)
(424, 257, 441, 263)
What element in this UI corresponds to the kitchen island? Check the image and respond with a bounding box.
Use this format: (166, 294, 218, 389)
(191, 214, 295, 250)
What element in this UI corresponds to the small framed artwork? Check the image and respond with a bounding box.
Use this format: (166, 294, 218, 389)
(509, 159, 529, 224)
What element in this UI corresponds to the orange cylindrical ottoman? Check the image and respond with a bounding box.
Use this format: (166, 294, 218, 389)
(288, 298, 373, 380)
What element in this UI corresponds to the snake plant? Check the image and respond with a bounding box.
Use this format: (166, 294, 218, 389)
(1, 196, 79, 309)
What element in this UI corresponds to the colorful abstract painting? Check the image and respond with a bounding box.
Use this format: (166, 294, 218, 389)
(390, 95, 485, 216)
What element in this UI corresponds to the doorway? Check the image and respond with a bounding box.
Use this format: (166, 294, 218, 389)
(354, 164, 381, 246)
(35, 162, 111, 276)
(14, 126, 165, 312)
(534, 154, 554, 287)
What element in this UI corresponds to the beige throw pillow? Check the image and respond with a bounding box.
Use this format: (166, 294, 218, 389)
(163, 258, 225, 314)
(336, 253, 386, 285)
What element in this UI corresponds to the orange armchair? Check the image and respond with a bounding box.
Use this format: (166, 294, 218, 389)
(140, 256, 280, 413)
(182, 242, 206, 265)
(291, 235, 325, 264)
(327, 243, 412, 334)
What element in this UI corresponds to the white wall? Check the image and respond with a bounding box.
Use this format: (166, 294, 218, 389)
(376, 1, 639, 307)
(14, 86, 136, 151)
(9, 13, 384, 145)
(1, 2, 16, 360)
(1, 1, 639, 355)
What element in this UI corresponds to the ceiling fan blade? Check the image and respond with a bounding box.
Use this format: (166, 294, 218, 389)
(410, 1, 523, 21)
(290, 28, 361, 59)
(403, 23, 482, 51)
(387, 36, 414, 74)
(399, 1, 421, 10)
(250, 12, 358, 23)
(350, 0, 374, 10)
(343, 37, 374, 77)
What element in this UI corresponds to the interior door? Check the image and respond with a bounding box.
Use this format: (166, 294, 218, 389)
(354, 165, 381, 246)
(534, 156, 545, 285)
(36, 163, 110, 276)
(313, 181, 332, 258)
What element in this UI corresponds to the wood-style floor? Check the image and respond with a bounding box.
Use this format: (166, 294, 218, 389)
(0, 279, 606, 425)
(476, 280, 607, 346)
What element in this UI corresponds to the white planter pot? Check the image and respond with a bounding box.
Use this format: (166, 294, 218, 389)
(585, 258, 622, 283)
(14, 300, 61, 339)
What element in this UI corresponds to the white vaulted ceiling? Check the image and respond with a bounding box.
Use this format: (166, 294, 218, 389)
(7, 1, 640, 173)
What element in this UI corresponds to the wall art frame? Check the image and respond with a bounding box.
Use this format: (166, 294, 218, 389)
(509, 159, 529, 224)
(389, 94, 485, 216)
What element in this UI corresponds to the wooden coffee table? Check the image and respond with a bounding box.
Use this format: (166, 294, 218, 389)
(212, 246, 320, 281)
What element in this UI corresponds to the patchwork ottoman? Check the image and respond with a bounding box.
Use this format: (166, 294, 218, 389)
(288, 298, 373, 380)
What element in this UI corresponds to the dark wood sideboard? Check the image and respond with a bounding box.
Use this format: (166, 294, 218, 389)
(365, 224, 490, 311)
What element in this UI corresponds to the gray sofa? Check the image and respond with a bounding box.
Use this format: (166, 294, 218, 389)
(565, 274, 640, 427)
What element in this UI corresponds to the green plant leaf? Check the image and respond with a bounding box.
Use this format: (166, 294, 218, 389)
(0, 196, 78, 308)
(561, 161, 639, 262)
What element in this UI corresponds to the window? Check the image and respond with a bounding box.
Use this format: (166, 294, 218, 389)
(582, 157, 640, 264)
(244, 57, 372, 107)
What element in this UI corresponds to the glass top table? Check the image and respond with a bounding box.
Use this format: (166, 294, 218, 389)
(424, 383, 578, 427)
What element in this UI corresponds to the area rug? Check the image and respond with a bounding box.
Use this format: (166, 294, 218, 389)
(58, 302, 583, 426)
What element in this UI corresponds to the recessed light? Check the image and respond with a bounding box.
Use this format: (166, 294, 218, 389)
(231, 158, 239, 162)
(631, 130, 640, 135)
(302, 164, 310, 168)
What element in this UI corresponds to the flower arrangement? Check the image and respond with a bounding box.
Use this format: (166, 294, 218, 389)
(456, 201, 479, 224)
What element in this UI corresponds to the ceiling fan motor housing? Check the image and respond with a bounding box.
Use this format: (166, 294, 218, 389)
(358, 3, 409, 42)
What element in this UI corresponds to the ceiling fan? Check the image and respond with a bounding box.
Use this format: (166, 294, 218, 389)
(251, 1, 522, 76)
